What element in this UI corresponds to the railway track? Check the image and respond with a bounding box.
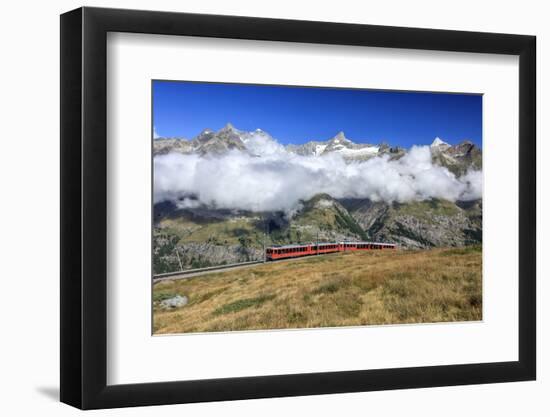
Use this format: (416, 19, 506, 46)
(152, 252, 340, 284)
(153, 260, 263, 284)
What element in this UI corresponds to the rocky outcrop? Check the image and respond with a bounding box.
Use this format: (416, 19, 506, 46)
(431, 139, 482, 176)
(160, 295, 189, 309)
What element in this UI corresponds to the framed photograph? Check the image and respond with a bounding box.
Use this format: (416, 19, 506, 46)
(60, 6, 536, 409)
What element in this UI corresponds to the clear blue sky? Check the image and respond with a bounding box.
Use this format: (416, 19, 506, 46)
(153, 80, 482, 147)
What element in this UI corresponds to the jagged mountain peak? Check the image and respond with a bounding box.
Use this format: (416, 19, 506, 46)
(194, 128, 216, 142)
(448, 140, 479, 154)
(457, 139, 475, 147)
(331, 131, 351, 143)
(220, 122, 239, 133)
(431, 137, 450, 148)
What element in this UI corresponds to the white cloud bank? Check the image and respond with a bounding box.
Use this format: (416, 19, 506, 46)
(154, 145, 482, 212)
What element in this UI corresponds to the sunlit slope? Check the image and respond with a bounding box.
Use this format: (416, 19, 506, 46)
(153, 246, 482, 334)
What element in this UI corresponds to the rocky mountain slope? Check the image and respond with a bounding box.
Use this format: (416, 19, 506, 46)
(340, 198, 482, 249)
(153, 193, 482, 273)
(153, 194, 369, 273)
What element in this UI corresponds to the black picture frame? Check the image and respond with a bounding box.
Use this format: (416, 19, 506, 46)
(60, 6, 536, 410)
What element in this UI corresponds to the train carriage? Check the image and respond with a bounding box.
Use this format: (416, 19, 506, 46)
(266, 241, 396, 261)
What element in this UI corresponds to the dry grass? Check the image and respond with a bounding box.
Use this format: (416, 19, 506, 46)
(153, 246, 482, 334)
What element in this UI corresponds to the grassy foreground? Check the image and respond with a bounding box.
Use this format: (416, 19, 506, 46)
(153, 246, 482, 334)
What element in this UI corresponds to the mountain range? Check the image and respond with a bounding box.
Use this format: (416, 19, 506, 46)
(154, 123, 481, 172)
(152, 123, 482, 274)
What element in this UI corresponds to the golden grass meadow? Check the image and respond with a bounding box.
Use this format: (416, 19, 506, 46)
(153, 246, 482, 334)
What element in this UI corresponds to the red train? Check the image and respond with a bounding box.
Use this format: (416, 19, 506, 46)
(266, 241, 396, 261)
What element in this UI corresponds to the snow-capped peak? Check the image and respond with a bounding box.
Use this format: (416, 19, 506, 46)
(431, 137, 450, 148)
(222, 122, 237, 131)
(332, 131, 351, 144)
